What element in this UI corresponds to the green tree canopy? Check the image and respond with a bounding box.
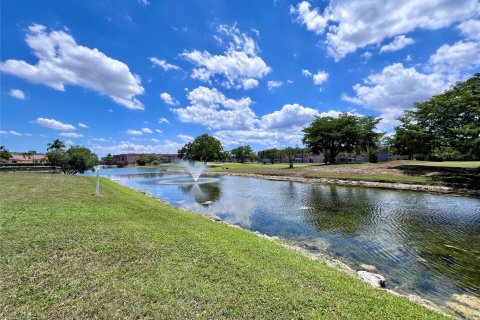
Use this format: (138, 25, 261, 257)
(102, 153, 113, 164)
(392, 73, 480, 160)
(47, 139, 66, 151)
(61, 146, 98, 174)
(259, 148, 279, 164)
(136, 154, 158, 166)
(230, 145, 254, 163)
(302, 113, 381, 164)
(0, 146, 12, 163)
(219, 150, 231, 161)
(178, 134, 223, 162)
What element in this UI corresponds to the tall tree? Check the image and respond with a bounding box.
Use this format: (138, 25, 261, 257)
(392, 73, 480, 160)
(102, 153, 113, 164)
(260, 148, 279, 164)
(302, 113, 381, 164)
(178, 134, 223, 162)
(0, 146, 12, 163)
(46, 139, 66, 167)
(391, 114, 430, 160)
(283, 147, 300, 168)
(61, 146, 98, 174)
(219, 150, 231, 162)
(47, 139, 66, 151)
(231, 145, 254, 163)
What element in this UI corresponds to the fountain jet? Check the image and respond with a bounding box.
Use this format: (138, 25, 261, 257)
(179, 161, 206, 182)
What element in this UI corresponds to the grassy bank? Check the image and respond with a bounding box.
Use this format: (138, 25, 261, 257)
(209, 161, 480, 189)
(0, 173, 447, 319)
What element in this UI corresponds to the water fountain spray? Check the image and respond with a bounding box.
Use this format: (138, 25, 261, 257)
(179, 161, 206, 182)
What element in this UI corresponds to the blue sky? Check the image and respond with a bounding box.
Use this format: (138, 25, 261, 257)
(1, 0, 479, 156)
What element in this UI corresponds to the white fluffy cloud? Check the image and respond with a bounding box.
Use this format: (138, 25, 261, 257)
(171, 86, 324, 147)
(35, 117, 76, 131)
(78, 123, 89, 128)
(172, 86, 257, 130)
(318, 110, 343, 118)
(126, 129, 144, 135)
(9, 89, 25, 100)
(342, 63, 447, 128)
(427, 40, 480, 78)
(267, 80, 283, 90)
(181, 24, 271, 89)
(150, 57, 181, 71)
(59, 132, 84, 138)
(214, 107, 362, 147)
(158, 117, 170, 124)
(1, 24, 144, 109)
(126, 128, 152, 135)
(380, 35, 415, 53)
(242, 78, 259, 89)
(458, 19, 480, 40)
(91, 140, 183, 155)
(214, 129, 304, 149)
(312, 71, 329, 85)
(260, 103, 318, 130)
(291, 0, 480, 60)
(0, 130, 23, 136)
(302, 69, 328, 86)
(302, 69, 312, 77)
(177, 134, 194, 142)
(160, 92, 178, 105)
(290, 1, 329, 35)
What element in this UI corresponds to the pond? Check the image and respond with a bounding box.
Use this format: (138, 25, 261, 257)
(89, 167, 480, 314)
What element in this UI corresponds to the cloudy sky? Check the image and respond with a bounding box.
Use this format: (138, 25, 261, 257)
(1, 0, 479, 155)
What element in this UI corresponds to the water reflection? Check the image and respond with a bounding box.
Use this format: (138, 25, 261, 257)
(93, 168, 480, 314)
(179, 182, 221, 206)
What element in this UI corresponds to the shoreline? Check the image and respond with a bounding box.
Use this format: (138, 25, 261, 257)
(128, 181, 452, 318)
(204, 171, 480, 196)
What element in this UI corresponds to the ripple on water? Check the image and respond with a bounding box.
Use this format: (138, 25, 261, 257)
(154, 176, 221, 185)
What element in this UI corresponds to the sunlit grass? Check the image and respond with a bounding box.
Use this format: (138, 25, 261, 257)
(0, 173, 447, 319)
(207, 160, 479, 188)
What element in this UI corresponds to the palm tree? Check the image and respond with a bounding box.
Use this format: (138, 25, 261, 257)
(47, 139, 65, 151)
(21, 151, 33, 163)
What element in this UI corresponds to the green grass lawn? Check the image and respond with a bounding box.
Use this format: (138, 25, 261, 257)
(0, 173, 448, 319)
(208, 161, 480, 189)
(406, 161, 480, 168)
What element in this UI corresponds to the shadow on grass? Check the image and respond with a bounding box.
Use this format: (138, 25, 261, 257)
(393, 165, 480, 189)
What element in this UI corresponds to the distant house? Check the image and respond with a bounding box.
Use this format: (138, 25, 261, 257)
(112, 153, 143, 164)
(257, 148, 324, 164)
(9, 152, 46, 164)
(111, 153, 178, 164)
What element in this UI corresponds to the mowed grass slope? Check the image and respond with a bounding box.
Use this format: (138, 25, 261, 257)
(209, 161, 480, 189)
(0, 173, 447, 319)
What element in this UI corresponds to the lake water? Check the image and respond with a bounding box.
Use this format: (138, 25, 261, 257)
(89, 167, 480, 314)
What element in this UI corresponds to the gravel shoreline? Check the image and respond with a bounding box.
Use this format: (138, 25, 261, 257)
(205, 171, 480, 196)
